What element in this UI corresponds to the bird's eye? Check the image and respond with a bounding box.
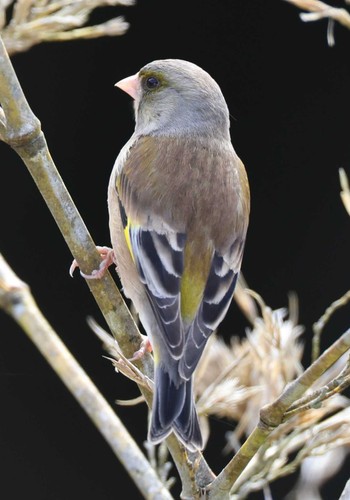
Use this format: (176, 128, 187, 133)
(145, 76, 160, 89)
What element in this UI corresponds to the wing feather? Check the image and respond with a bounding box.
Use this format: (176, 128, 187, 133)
(129, 223, 186, 356)
(179, 241, 244, 380)
(121, 191, 246, 376)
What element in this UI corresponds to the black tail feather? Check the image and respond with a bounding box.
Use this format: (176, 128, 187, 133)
(149, 364, 203, 451)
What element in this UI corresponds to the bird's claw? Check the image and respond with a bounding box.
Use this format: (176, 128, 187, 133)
(128, 335, 153, 362)
(69, 246, 116, 279)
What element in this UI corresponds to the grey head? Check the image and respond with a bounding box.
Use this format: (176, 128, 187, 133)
(133, 59, 231, 140)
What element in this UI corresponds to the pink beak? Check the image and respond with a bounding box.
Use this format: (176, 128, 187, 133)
(115, 73, 139, 100)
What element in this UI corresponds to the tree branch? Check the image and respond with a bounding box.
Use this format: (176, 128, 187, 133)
(208, 327, 350, 498)
(0, 253, 173, 500)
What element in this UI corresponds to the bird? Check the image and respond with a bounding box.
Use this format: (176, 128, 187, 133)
(107, 59, 250, 452)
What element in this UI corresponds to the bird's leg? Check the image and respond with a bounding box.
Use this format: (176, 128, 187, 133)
(69, 246, 116, 279)
(129, 335, 153, 361)
(70, 247, 152, 359)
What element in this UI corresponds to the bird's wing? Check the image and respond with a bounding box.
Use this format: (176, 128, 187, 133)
(115, 181, 186, 359)
(114, 135, 248, 373)
(179, 240, 245, 380)
(118, 180, 246, 375)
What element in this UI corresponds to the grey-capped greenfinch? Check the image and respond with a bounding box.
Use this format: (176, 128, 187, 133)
(108, 59, 250, 451)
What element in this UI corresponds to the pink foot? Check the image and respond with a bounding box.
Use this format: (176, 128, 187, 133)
(129, 335, 153, 361)
(69, 246, 116, 279)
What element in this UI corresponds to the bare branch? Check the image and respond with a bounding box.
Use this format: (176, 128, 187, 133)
(284, 355, 350, 418)
(312, 289, 350, 361)
(0, 253, 174, 500)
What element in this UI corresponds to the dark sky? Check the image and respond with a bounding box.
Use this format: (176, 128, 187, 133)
(1, 0, 350, 498)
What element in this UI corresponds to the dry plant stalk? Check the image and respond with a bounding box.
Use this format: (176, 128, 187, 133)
(285, 0, 350, 45)
(0, 0, 135, 54)
(340, 168, 350, 216)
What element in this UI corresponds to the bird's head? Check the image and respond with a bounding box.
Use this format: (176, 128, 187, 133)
(115, 59, 230, 139)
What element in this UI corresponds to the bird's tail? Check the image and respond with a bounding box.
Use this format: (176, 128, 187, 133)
(148, 364, 203, 452)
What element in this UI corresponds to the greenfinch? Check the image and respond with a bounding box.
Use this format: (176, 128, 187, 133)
(108, 59, 250, 451)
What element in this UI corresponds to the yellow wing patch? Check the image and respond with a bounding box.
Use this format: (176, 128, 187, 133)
(123, 219, 135, 263)
(115, 174, 137, 264)
(180, 241, 213, 322)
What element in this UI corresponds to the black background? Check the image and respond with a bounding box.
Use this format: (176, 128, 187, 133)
(1, 0, 350, 498)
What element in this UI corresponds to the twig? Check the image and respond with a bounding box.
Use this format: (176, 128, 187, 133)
(285, 0, 350, 28)
(312, 290, 350, 361)
(0, 253, 174, 500)
(285, 0, 350, 45)
(284, 355, 350, 418)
